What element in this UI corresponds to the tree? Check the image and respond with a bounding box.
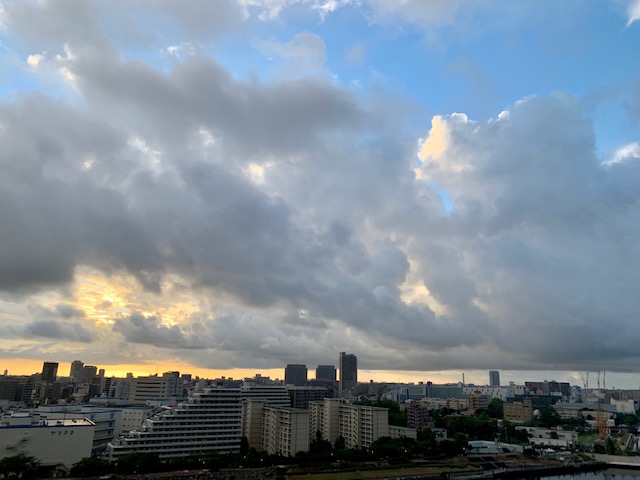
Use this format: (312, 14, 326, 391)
(487, 398, 504, 419)
(617, 414, 640, 428)
(536, 405, 561, 428)
(0, 454, 40, 479)
(116, 452, 162, 474)
(71, 457, 113, 477)
(310, 431, 333, 454)
(447, 414, 497, 441)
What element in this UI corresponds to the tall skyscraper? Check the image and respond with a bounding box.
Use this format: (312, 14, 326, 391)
(41, 362, 58, 382)
(315, 365, 337, 383)
(489, 370, 500, 387)
(69, 360, 84, 381)
(284, 364, 307, 386)
(339, 352, 357, 393)
(82, 365, 98, 383)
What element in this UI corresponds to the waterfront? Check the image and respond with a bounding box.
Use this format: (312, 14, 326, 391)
(531, 469, 640, 480)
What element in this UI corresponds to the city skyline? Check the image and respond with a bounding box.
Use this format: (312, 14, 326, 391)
(1, 2, 640, 385)
(5, 359, 639, 392)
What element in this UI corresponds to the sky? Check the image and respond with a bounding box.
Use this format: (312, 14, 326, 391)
(1, 0, 640, 388)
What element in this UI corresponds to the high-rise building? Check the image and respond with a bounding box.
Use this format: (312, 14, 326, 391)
(286, 386, 333, 409)
(315, 365, 336, 383)
(82, 365, 98, 383)
(284, 364, 307, 386)
(338, 352, 357, 393)
(242, 400, 310, 457)
(41, 362, 58, 382)
(489, 370, 500, 387)
(107, 387, 243, 459)
(162, 371, 181, 396)
(310, 398, 388, 449)
(69, 360, 84, 381)
(129, 376, 170, 403)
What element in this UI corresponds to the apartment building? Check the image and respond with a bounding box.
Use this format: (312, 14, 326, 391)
(310, 398, 388, 449)
(503, 398, 533, 423)
(406, 399, 433, 431)
(287, 386, 333, 409)
(128, 376, 170, 404)
(106, 387, 243, 459)
(467, 394, 490, 414)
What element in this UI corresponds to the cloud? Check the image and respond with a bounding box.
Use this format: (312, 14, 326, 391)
(113, 312, 195, 348)
(604, 141, 640, 165)
(627, 0, 640, 25)
(1, 0, 640, 378)
(23, 321, 93, 343)
(257, 32, 327, 79)
(56, 304, 86, 318)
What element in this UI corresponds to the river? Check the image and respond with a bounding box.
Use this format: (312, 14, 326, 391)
(534, 469, 640, 479)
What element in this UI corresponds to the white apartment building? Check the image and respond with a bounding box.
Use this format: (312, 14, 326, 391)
(242, 400, 309, 457)
(263, 407, 309, 456)
(106, 387, 243, 459)
(240, 385, 291, 408)
(310, 398, 342, 444)
(339, 403, 388, 449)
(462, 385, 512, 401)
(128, 376, 170, 404)
(120, 406, 153, 433)
(310, 398, 388, 449)
(0, 411, 95, 468)
(419, 397, 467, 410)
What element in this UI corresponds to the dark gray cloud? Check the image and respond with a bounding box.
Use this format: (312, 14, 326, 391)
(113, 312, 200, 348)
(56, 304, 86, 318)
(1, 0, 640, 377)
(23, 321, 93, 343)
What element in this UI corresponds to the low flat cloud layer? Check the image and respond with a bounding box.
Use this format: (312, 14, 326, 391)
(0, 0, 639, 377)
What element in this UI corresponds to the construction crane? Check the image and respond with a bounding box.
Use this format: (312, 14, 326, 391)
(580, 371, 589, 390)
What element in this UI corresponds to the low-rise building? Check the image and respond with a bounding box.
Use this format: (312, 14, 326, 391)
(503, 399, 533, 423)
(38, 405, 122, 455)
(388, 425, 417, 440)
(611, 398, 636, 414)
(517, 426, 577, 449)
(0, 411, 94, 468)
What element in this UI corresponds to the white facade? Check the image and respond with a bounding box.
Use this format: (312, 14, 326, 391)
(38, 405, 122, 455)
(339, 404, 388, 449)
(611, 398, 636, 414)
(129, 376, 170, 404)
(517, 426, 578, 449)
(107, 387, 243, 459)
(262, 407, 309, 456)
(0, 411, 94, 468)
(310, 399, 388, 449)
(462, 385, 511, 401)
(240, 385, 291, 407)
(389, 425, 417, 440)
(120, 406, 153, 433)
